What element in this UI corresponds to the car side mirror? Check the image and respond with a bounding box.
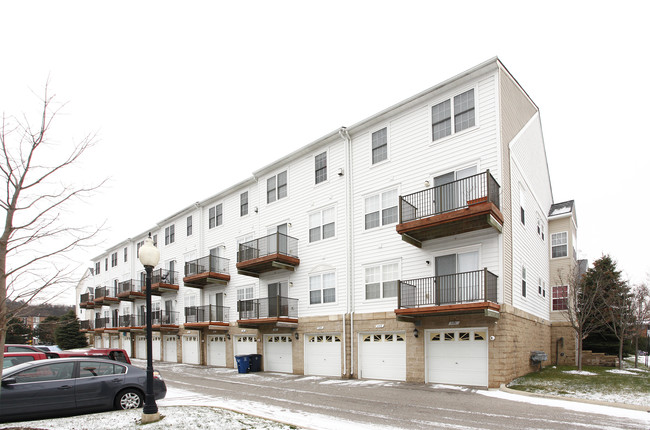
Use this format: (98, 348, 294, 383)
(2, 377, 17, 386)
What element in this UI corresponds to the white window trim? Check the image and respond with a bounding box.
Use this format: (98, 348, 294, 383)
(308, 205, 337, 244)
(429, 84, 480, 145)
(429, 244, 482, 275)
(164, 224, 175, 246)
(240, 191, 249, 218)
(551, 231, 569, 259)
(362, 259, 401, 302)
(309, 271, 337, 306)
(430, 160, 481, 182)
(369, 125, 390, 167)
(313, 149, 329, 186)
(362, 185, 400, 233)
(208, 203, 224, 229)
(266, 169, 289, 205)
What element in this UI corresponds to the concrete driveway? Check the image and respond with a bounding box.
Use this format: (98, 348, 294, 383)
(140, 359, 649, 430)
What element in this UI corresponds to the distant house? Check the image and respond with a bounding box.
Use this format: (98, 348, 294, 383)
(76, 58, 577, 388)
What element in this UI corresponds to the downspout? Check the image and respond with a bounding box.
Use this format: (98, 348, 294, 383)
(339, 126, 354, 377)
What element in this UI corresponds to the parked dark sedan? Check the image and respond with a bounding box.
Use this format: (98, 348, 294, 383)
(0, 357, 166, 422)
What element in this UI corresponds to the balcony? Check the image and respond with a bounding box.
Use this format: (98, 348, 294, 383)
(79, 293, 94, 309)
(118, 314, 143, 330)
(150, 269, 180, 295)
(183, 255, 230, 288)
(151, 310, 180, 330)
(93, 287, 119, 307)
(396, 171, 503, 247)
(237, 296, 298, 327)
(94, 317, 112, 331)
(236, 233, 300, 277)
(80, 319, 94, 331)
(184, 305, 230, 329)
(395, 269, 500, 318)
(117, 280, 145, 301)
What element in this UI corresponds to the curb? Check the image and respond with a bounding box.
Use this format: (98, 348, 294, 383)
(499, 384, 650, 412)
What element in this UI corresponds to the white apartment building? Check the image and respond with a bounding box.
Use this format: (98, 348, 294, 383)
(76, 57, 576, 387)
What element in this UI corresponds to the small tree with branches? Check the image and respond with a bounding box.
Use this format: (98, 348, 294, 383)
(0, 83, 103, 372)
(630, 283, 650, 368)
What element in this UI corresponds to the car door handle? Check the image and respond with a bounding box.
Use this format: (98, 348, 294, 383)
(111, 378, 121, 383)
(58, 385, 73, 390)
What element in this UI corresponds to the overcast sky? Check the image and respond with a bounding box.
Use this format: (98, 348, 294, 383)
(2, 1, 649, 304)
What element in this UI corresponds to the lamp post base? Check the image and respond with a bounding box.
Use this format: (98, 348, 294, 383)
(141, 411, 162, 424)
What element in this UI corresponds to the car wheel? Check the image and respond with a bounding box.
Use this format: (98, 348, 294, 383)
(115, 388, 143, 410)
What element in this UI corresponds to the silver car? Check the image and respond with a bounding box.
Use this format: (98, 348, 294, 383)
(0, 357, 166, 422)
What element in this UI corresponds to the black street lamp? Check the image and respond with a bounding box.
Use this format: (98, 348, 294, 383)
(138, 233, 161, 422)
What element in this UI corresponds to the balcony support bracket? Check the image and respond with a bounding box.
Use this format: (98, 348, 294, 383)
(484, 309, 500, 319)
(487, 214, 503, 233)
(271, 261, 296, 271)
(400, 233, 422, 248)
(237, 269, 260, 278)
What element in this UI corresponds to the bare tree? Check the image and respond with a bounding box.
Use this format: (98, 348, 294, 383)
(630, 283, 650, 368)
(0, 83, 103, 372)
(559, 262, 601, 371)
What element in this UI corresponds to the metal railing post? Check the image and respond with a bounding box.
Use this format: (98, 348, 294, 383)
(483, 267, 488, 302)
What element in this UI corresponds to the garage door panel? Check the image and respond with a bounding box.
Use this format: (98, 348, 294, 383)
(233, 335, 257, 368)
(182, 334, 200, 364)
(264, 335, 293, 373)
(208, 335, 226, 367)
(163, 335, 178, 363)
(427, 328, 487, 387)
(304, 334, 341, 377)
(359, 332, 406, 381)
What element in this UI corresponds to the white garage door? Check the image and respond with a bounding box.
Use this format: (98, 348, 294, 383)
(102, 334, 110, 348)
(426, 328, 488, 387)
(264, 335, 293, 373)
(304, 334, 342, 377)
(182, 333, 201, 365)
(136, 335, 146, 359)
(207, 335, 227, 367)
(359, 332, 406, 381)
(123, 333, 132, 358)
(110, 336, 119, 349)
(163, 335, 178, 363)
(233, 335, 257, 368)
(153, 335, 161, 360)
(94, 336, 102, 348)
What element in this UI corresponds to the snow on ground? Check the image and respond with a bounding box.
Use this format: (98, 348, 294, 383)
(479, 389, 650, 423)
(606, 369, 636, 375)
(562, 370, 598, 376)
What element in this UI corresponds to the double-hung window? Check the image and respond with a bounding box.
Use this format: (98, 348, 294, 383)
(165, 224, 175, 245)
(267, 171, 288, 203)
(240, 192, 248, 216)
(309, 207, 335, 242)
(315, 152, 327, 184)
(209, 204, 223, 228)
(111, 252, 117, 267)
(186, 216, 193, 236)
(431, 89, 475, 141)
(309, 272, 335, 304)
(552, 286, 568, 310)
(521, 266, 527, 297)
(123, 247, 128, 262)
(551, 232, 568, 258)
(136, 240, 144, 258)
(371, 128, 388, 164)
(105, 258, 108, 271)
(364, 189, 398, 230)
(95, 262, 100, 275)
(365, 262, 399, 300)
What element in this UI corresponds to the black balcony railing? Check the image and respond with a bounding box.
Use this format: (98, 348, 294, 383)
(151, 310, 179, 325)
(237, 233, 298, 263)
(237, 296, 298, 320)
(118, 279, 142, 295)
(118, 314, 142, 327)
(80, 319, 94, 330)
(80, 293, 94, 303)
(94, 286, 116, 299)
(399, 171, 500, 223)
(94, 317, 111, 329)
(151, 268, 179, 285)
(398, 269, 498, 309)
(184, 305, 229, 323)
(184, 255, 229, 277)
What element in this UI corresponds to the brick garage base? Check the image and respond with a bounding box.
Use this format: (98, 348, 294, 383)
(550, 323, 577, 366)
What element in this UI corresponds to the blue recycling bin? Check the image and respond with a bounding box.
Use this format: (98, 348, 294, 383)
(235, 354, 251, 374)
(249, 354, 262, 372)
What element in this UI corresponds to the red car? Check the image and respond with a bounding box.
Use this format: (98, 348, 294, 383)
(3, 351, 48, 368)
(4, 344, 59, 359)
(57, 348, 131, 364)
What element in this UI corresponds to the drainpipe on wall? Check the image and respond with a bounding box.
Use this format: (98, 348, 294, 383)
(339, 126, 354, 377)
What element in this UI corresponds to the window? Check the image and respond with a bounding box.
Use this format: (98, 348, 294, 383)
(267, 170, 288, 203)
(13, 362, 75, 383)
(519, 186, 526, 225)
(165, 224, 175, 245)
(105, 258, 108, 271)
(432, 89, 475, 141)
(240, 192, 248, 216)
(152, 235, 157, 247)
(572, 230, 577, 259)
(365, 262, 399, 300)
(136, 240, 144, 258)
(237, 286, 254, 313)
(110, 252, 117, 267)
(95, 262, 100, 275)
(364, 189, 398, 230)
(123, 247, 128, 262)
(186, 216, 192, 236)
(552, 286, 568, 311)
(537, 217, 545, 240)
(315, 152, 327, 184)
(371, 128, 388, 164)
(310, 272, 336, 304)
(521, 266, 527, 297)
(538, 277, 542, 295)
(309, 207, 335, 242)
(79, 361, 126, 378)
(209, 204, 223, 228)
(552, 232, 568, 258)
